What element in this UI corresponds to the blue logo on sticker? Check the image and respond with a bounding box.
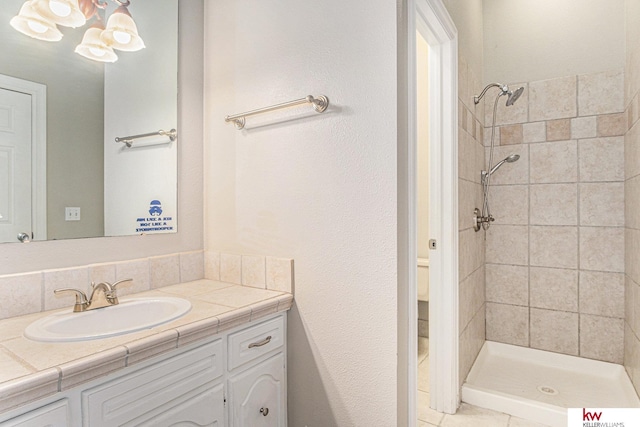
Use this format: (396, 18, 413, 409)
(149, 200, 162, 216)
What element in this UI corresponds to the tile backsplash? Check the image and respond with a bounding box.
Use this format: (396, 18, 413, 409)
(0, 251, 293, 321)
(484, 68, 626, 364)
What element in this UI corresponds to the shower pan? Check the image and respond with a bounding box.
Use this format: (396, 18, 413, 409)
(462, 342, 640, 426)
(473, 83, 523, 232)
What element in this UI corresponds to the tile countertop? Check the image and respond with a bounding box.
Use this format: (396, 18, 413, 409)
(0, 279, 293, 413)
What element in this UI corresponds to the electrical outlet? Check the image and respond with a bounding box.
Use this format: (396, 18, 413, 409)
(65, 207, 81, 221)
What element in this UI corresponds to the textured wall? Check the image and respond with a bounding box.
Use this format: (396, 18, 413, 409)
(483, 0, 625, 84)
(484, 70, 626, 364)
(624, 0, 640, 396)
(203, 1, 398, 425)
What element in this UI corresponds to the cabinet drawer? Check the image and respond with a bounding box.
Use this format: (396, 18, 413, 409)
(0, 399, 69, 427)
(82, 339, 223, 427)
(228, 316, 284, 371)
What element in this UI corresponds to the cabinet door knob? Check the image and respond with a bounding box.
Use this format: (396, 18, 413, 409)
(260, 407, 269, 416)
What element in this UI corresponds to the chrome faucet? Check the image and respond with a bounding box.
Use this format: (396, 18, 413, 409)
(54, 279, 132, 312)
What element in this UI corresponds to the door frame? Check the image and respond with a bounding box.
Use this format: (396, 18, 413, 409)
(0, 74, 47, 241)
(398, 0, 458, 423)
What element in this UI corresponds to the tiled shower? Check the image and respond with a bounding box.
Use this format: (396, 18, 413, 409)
(484, 69, 627, 364)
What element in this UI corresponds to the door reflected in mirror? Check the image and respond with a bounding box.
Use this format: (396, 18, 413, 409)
(0, 0, 178, 244)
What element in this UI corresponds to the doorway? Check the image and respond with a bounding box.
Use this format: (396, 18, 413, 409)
(0, 74, 47, 242)
(399, 0, 458, 424)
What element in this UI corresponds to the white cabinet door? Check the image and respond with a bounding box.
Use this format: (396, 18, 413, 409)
(228, 353, 286, 427)
(0, 399, 69, 427)
(83, 340, 224, 426)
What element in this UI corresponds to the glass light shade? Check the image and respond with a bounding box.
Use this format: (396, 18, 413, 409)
(101, 6, 145, 52)
(10, 1, 63, 42)
(75, 27, 118, 63)
(32, 0, 86, 28)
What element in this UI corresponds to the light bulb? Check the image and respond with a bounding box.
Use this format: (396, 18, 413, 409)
(89, 47, 106, 57)
(49, 0, 71, 17)
(27, 20, 49, 34)
(113, 30, 131, 45)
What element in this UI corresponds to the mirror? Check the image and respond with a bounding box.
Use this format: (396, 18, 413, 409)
(0, 0, 178, 244)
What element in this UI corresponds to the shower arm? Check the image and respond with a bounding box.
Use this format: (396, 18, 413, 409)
(474, 83, 508, 105)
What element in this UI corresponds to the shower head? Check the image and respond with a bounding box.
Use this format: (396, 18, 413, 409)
(487, 154, 520, 176)
(506, 87, 524, 106)
(474, 83, 524, 107)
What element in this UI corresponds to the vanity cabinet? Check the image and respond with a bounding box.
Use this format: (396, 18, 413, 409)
(0, 400, 69, 427)
(0, 313, 287, 427)
(82, 339, 225, 426)
(227, 316, 286, 426)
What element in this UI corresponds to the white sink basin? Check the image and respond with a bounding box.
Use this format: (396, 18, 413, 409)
(24, 297, 191, 342)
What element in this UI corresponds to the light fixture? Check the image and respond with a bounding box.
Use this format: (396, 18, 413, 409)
(75, 23, 117, 63)
(100, 6, 145, 51)
(31, 0, 86, 28)
(10, 1, 63, 41)
(10, 0, 145, 63)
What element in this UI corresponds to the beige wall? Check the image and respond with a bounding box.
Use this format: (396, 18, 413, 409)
(484, 69, 626, 363)
(0, 1, 204, 275)
(204, 1, 397, 425)
(624, 0, 640, 396)
(483, 0, 625, 84)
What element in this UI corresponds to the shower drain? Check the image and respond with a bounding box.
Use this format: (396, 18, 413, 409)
(537, 385, 559, 395)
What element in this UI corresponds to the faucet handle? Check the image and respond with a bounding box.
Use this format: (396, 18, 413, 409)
(54, 288, 88, 312)
(112, 278, 133, 291)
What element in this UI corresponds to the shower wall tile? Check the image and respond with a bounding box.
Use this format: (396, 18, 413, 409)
(523, 121, 546, 143)
(597, 113, 627, 137)
(459, 306, 485, 387)
(484, 125, 501, 147)
(486, 302, 529, 346)
(530, 308, 579, 355)
(578, 69, 625, 116)
(459, 131, 478, 182)
(529, 140, 577, 184)
(459, 179, 481, 231)
(474, 140, 486, 184)
(529, 267, 578, 312)
(571, 116, 597, 139)
(486, 225, 528, 266)
(484, 144, 529, 185)
(579, 271, 625, 318)
(546, 119, 571, 141)
(624, 323, 640, 392)
(626, 176, 640, 230)
(529, 75, 577, 121)
(530, 226, 578, 269)
(579, 182, 625, 227)
(578, 136, 625, 182)
(634, 278, 640, 338)
(627, 228, 640, 285)
(580, 227, 625, 273)
(485, 264, 529, 306)
(529, 184, 578, 226)
(625, 121, 640, 180)
(459, 266, 485, 331)
(500, 124, 523, 145)
(489, 185, 528, 225)
(459, 228, 484, 280)
(625, 277, 637, 336)
(580, 315, 624, 364)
